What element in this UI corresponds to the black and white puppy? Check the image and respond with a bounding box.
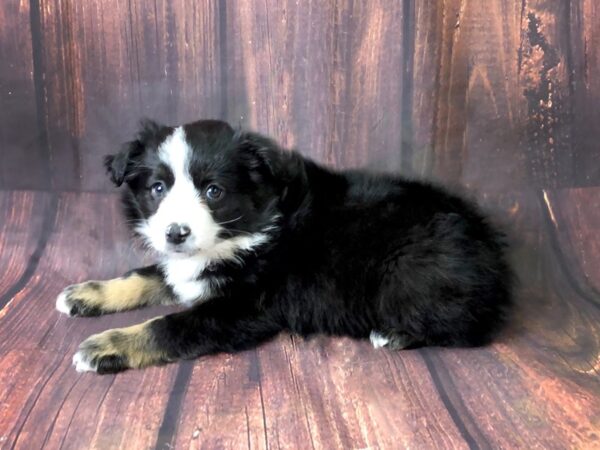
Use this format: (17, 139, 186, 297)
(56, 119, 512, 374)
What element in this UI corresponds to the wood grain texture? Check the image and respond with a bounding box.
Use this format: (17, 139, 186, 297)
(547, 188, 600, 292)
(0, 189, 598, 449)
(0, 1, 48, 190)
(1, 0, 599, 448)
(1, 0, 596, 190)
(24, 0, 229, 190)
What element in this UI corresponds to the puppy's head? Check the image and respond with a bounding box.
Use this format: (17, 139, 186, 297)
(105, 119, 298, 258)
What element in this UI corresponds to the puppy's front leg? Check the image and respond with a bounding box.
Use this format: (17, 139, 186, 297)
(56, 266, 174, 317)
(73, 299, 283, 373)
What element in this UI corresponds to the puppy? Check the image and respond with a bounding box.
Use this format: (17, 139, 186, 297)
(56, 119, 512, 374)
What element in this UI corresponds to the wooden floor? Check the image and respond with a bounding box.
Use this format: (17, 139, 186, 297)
(0, 188, 598, 450)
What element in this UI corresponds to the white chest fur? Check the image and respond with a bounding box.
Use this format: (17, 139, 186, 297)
(160, 233, 270, 306)
(162, 256, 215, 306)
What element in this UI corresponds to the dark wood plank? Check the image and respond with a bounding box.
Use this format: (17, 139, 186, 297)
(0, 2, 48, 190)
(518, 0, 600, 188)
(576, 0, 600, 185)
(0, 191, 55, 309)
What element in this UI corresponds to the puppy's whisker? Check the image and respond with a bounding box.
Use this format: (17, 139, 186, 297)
(131, 164, 158, 171)
(220, 228, 254, 237)
(217, 216, 244, 226)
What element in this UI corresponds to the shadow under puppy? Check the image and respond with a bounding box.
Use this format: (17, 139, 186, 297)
(56, 119, 513, 374)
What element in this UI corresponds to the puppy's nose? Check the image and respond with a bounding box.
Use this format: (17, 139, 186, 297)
(166, 223, 191, 244)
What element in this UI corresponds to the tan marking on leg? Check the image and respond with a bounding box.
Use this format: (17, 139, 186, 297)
(74, 317, 169, 372)
(88, 274, 164, 310)
(57, 273, 170, 316)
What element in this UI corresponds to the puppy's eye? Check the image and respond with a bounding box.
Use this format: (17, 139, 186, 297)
(150, 182, 166, 198)
(206, 184, 224, 201)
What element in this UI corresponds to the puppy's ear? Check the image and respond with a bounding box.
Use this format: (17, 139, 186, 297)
(104, 140, 144, 187)
(237, 132, 304, 184)
(104, 119, 162, 187)
(237, 132, 308, 210)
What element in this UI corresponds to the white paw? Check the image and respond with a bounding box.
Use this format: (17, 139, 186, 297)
(55, 288, 73, 315)
(72, 350, 97, 373)
(369, 331, 389, 349)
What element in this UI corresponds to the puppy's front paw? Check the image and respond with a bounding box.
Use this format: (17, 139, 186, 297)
(56, 282, 104, 317)
(73, 330, 131, 374)
(73, 319, 168, 374)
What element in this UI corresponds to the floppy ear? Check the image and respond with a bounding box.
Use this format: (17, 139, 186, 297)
(104, 119, 162, 186)
(236, 131, 308, 209)
(104, 140, 144, 187)
(237, 132, 304, 183)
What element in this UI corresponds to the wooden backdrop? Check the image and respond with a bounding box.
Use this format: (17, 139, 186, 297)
(1, 1, 599, 449)
(1, 0, 598, 192)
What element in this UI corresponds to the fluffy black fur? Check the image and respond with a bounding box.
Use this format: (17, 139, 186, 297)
(105, 119, 513, 367)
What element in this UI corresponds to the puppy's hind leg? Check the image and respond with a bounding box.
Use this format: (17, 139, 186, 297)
(56, 265, 174, 317)
(370, 330, 424, 350)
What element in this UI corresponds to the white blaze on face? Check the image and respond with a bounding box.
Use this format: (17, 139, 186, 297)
(137, 126, 220, 255)
(135, 126, 271, 305)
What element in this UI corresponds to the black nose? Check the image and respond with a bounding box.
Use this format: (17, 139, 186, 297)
(166, 223, 191, 244)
